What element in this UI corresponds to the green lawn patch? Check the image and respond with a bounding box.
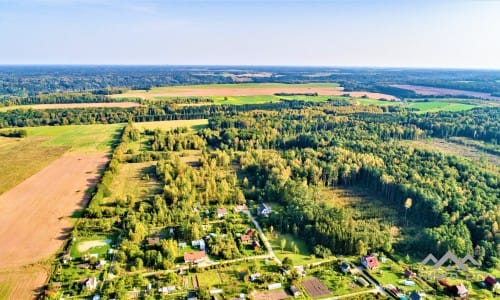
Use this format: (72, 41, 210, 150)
(26, 124, 122, 153)
(267, 232, 320, 265)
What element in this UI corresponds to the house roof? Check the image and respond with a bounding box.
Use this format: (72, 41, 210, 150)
(184, 251, 206, 262)
(217, 207, 227, 215)
(241, 235, 251, 242)
(246, 228, 256, 235)
(405, 269, 416, 277)
(484, 275, 497, 286)
(454, 283, 468, 295)
(362, 255, 379, 268)
(409, 291, 423, 300)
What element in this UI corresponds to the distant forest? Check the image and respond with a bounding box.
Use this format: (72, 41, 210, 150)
(1, 66, 500, 99)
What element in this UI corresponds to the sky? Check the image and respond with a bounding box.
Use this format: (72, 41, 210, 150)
(0, 0, 499, 69)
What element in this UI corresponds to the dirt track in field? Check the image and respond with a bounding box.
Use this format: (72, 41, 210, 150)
(0, 153, 108, 298)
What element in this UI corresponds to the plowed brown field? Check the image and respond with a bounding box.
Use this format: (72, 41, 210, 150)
(0, 153, 108, 298)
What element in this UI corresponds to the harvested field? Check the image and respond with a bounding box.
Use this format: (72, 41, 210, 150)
(392, 84, 500, 100)
(0, 265, 48, 300)
(302, 277, 332, 298)
(0, 102, 140, 112)
(252, 289, 289, 300)
(0, 153, 108, 268)
(110, 83, 396, 101)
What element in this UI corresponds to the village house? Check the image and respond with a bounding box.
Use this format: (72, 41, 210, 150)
(216, 207, 227, 218)
(184, 251, 207, 264)
(257, 203, 271, 217)
(192, 239, 206, 251)
(404, 269, 416, 278)
(340, 262, 351, 273)
(361, 255, 379, 270)
(250, 273, 261, 282)
(82, 277, 98, 290)
(289, 286, 302, 297)
(484, 275, 497, 289)
(159, 286, 176, 294)
(240, 234, 251, 244)
(409, 290, 424, 300)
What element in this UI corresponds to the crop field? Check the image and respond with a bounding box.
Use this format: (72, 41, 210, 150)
(133, 119, 208, 131)
(25, 124, 122, 153)
(109, 83, 396, 101)
(302, 277, 332, 298)
(0, 124, 120, 299)
(0, 102, 141, 112)
(392, 84, 500, 100)
(0, 265, 49, 300)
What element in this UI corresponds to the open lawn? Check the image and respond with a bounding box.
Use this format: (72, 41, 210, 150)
(267, 232, 319, 266)
(196, 270, 222, 287)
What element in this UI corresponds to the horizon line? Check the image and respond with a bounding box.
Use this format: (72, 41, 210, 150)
(1, 64, 500, 71)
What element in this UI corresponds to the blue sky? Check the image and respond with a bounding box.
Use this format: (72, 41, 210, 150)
(0, 0, 499, 68)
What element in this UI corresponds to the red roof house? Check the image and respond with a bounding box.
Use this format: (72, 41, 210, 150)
(184, 251, 207, 264)
(240, 234, 251, 244)
(361, 255, 379, 270)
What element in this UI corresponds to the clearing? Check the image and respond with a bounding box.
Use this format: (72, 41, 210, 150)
(109, 83, 397, 101)
(0, 102, 140, 112)
(404, 138, 500, 166)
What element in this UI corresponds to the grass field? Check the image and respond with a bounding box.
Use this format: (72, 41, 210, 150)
(24, 124, 122, 153)
(267, 232, 320, 265)
(406, 101, 477, 112)
(102, 161, 160, 204)
(134, 119, 208, 131)
(0, 137, 68, 195)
